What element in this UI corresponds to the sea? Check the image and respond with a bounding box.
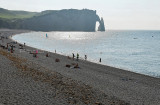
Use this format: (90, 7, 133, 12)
(12, 30, 160, 78)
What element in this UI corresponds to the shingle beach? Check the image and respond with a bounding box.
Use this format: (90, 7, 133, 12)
(0, 29, 160, 105)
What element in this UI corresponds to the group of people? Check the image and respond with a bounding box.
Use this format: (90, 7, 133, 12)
(72, 53, 79, 61)
(72, 53, 101, 62)
(72, 53, 81, 61)
(0, 42, 15, 53)
(1, 34, 102, 62)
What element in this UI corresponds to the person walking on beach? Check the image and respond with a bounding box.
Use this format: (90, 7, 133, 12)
(85, 55, 87, 60)
(24, 43, 25, 47)
(77, 53, 79, 61)
(72, 53, 75, 60)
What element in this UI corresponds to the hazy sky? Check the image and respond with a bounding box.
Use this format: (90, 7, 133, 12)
(1, 0, 160, 30)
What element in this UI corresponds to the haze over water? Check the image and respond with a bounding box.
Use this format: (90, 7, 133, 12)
(13, 30, 160, 78)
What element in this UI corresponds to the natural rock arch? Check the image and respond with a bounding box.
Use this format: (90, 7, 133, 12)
(97, 17, 105, 31)
(95, 21, 100, 31)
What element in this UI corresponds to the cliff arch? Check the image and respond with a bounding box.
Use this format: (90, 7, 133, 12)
(96, 17, 105, 31)
(95, 21, 100, 31)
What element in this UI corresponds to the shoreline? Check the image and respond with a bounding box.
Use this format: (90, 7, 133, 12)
(13, 31, 160, 78)
(11, 31, 160, 79)
(0, 29, 160, 105)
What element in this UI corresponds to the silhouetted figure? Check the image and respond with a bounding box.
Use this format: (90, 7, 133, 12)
(72, 53, 75, 60)
(24, 43, 25, 47)
(55, 50, 56, 53)
(99, 58, 101, 63)
(85, 55, 87, 60)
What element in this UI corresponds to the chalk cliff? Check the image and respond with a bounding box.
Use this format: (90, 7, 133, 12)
(0, 8, 105, 32)
(20, 9, 105, 31)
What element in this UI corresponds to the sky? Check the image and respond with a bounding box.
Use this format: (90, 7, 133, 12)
(0, 0, 160, 30)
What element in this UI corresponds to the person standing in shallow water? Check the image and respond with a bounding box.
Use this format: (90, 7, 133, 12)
(99, 58, 101, 63)
(77, 53, 79, 61)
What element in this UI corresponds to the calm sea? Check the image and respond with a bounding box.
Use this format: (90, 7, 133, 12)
(13, 30, 160, 78)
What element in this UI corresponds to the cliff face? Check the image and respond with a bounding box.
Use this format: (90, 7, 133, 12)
(20, 9, 105, 32)
(0, 8, 105, 32)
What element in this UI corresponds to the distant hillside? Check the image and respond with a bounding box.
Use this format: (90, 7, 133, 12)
(0, 8, 37, 19)
(0, 8, 105, 32)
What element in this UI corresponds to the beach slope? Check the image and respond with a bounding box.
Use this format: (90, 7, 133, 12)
(0, 29, 160, 105)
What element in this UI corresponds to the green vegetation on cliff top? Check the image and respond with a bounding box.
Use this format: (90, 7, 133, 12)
(0, 8, 37, 19)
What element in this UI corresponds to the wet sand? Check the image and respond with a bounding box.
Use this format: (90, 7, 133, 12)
(0, 29, 160, 105)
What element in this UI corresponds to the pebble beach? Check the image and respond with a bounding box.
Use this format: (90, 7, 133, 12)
(0, 29, 160, 105)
